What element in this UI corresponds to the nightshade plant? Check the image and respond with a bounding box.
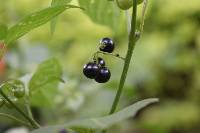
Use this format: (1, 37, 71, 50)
(0, 0, 159, 133)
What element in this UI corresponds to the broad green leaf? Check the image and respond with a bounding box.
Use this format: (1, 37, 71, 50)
(78, 0, 123, 31)
(31, 98, 159, 133)
(5, 5, 81, 45)
(0, 24, 7, 40)
(50, 0, 72, 34)
(29, 58, 62, 107)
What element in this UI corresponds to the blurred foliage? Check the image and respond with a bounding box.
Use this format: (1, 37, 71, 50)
(0, 0, 200, 132)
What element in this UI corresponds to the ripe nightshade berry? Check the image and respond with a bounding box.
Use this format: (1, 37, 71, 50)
(99, 38, 115, 53)
(95, 67, 111, 83)
(97, 57, 105, 67)
(83, 62, 99, 79)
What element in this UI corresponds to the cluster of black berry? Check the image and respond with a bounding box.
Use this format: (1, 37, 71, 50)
(83, 38, 115, 83)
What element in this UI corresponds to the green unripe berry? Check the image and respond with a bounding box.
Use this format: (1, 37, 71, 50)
(116, 0, 144, 10)
(7, 79, 25, 98)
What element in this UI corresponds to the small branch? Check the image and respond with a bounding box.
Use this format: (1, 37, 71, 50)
(94, 51, 125, 61)
(0, 113, 32, 127)
(24, 84, 34, 120)
(25, 97, 34, 120)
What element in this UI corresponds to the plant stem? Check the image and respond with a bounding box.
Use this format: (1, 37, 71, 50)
(25, 97, 34, 120)
(0, 113, 32, 127)
(0, 89, 40, 129)
(102, 0, 138, 132)
(110, 0, 138, 114)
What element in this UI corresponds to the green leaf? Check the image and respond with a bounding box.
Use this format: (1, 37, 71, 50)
(0, 24, 8, 40)
(31, 98, 159, 133)
(78, 0, 123, 31)
(50, 0, 72, 35)
(5, 4, 81, 45)
(29, 58, 62, 107)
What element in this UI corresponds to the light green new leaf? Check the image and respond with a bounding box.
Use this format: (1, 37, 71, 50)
(50, 0, 72, 34)
(78, 0, 123, 31)
(29, 58, 62, 91)
(0, 24, 8, 40)
(29, 58, 63, 107)
(31, 98, 159, 133)
(5, 4, 81, 45)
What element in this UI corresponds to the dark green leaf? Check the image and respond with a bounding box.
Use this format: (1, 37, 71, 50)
(31, 98, 159, 133)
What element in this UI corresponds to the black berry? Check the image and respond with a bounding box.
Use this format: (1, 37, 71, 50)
(83, 62, 99, 79)
(95, 67, 111, 83)
(99, 38, 115, 53)
(97, 57, 105, 67)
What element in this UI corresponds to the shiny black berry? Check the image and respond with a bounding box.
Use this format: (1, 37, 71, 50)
(95, 67, 111, 83)
(99, 38, 115, 53)
(83, 62, 99, 79)
(97, 57, 105, 67)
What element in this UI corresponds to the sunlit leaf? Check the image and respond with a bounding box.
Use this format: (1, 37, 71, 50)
(31, 98, 159, 133)
(78, 0, 123, 32)
(5, 5, 81, 45)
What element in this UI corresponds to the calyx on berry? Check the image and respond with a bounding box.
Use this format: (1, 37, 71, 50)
(7, 79, 25, 98)
(97, 57, 105, 67)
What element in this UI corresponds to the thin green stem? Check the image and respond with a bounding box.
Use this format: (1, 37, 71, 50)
(0, 89, 40, 129)
(110, 0, 138, 114)
(25, 97, 34, 120)
(102, 0, 138, 132)
(24, 84, 34, 120)
(96, 51, 125, 60)
(0, 113, 32, 127)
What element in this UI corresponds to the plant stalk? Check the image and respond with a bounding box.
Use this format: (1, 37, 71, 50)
(102, 0, 138, 132)
(0, 89, 40, 129)
(110, 0, 138, 114)
(0, 113, 32, 127)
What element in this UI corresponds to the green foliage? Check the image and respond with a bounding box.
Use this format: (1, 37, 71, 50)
(0, 24, 7, 40)
(50, 0, 72, 34)
(29, 58, 63, 107)
(5, 4, 81, 45)
(78, 0, 123, 31)
(31, 98, 158, 133)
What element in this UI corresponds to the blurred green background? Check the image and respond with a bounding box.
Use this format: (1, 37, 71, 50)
(0, 0, 200, 133)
